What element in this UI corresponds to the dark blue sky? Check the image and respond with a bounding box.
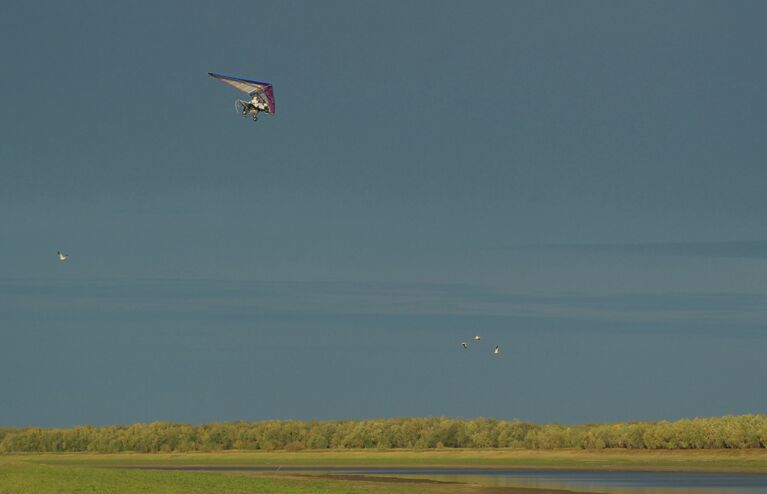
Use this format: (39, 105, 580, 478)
(1, 1, 766, 427)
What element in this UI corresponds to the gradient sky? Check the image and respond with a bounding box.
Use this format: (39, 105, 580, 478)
(1, 1, 766, 427)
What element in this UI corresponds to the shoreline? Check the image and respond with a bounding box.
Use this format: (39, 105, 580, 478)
(4, 452, 767, 493)
(11, 448, 767, 474)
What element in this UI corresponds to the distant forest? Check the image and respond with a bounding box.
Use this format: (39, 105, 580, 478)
(1, 415, 765, 453)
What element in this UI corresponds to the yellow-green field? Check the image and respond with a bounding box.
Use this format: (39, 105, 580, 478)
(16, 449, 767, 472)
(2, 449, 767, 493)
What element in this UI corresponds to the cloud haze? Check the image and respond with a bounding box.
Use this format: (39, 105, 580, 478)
(1, 1, 766, 426)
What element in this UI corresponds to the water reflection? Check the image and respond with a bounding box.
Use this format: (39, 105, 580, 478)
(133, 466, 767, 493)
(363, 470, 767, 494)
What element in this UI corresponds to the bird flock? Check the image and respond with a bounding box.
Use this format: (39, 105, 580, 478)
(57, 249, 508, 358)
(461, 335, 502, 356)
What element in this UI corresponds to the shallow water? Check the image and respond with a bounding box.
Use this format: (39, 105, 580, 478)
(135, 466, 767, 493)
(371, 469, 767, 494)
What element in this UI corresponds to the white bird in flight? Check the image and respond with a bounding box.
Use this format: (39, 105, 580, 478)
(474, 335, 481, 341)
(461, 342, 468, 349)
(494, 345, 500, 355)
(57, 251, 69, 261)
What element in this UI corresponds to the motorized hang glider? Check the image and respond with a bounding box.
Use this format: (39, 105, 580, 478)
(208, 72, 275, 122)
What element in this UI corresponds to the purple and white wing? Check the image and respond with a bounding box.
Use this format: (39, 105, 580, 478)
(209, 72, 276, 115)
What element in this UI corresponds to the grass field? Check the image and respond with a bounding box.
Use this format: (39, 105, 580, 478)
(16, 448, 767, 472)
(0, 456, 561, 494)
(2, 449, 767, 493)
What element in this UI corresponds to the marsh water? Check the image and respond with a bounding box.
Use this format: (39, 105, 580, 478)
(136, 466, 767, 493)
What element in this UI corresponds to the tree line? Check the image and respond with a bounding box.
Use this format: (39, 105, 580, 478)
(1, 415, 765, 453)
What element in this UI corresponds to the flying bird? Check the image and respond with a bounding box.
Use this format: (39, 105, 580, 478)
(474, 335, 481, 341)
(57, 251, 69, 261)
(461, 342, 468, 349)
(494, 345, 500, 355)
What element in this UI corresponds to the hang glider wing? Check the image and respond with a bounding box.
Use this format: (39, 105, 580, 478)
(208, 72, 275, 114)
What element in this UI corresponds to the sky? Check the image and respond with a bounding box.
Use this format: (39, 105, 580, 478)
(1, 1, 766, 427)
